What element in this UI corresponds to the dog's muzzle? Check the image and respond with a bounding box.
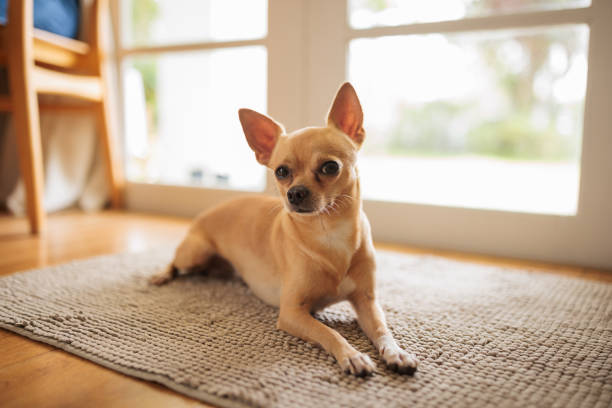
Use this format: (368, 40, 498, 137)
(287, 185, 315, 213)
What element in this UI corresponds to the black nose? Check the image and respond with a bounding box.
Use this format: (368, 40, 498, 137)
(287, 185, 310, 205)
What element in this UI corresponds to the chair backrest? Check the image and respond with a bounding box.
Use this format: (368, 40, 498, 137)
(5, 0, 108, 74)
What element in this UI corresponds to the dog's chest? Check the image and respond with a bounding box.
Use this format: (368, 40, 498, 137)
(312, 276, 357, 311)
(316, 219, 356, 257)
(336, 275, 357, 298)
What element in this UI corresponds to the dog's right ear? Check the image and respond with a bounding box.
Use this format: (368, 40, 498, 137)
(238, 109, 284, 165)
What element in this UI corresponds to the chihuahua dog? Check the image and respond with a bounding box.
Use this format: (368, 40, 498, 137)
(150, 83, 418, 376)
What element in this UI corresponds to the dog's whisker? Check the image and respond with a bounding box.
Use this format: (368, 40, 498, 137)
(331, 201, 341, 214)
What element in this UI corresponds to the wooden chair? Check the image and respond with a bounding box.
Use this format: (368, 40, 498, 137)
(0, 0, 123, 234)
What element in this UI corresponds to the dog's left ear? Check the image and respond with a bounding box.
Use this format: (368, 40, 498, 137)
(327, 82, 365, 146)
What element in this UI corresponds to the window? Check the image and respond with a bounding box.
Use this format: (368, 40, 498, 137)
(345, 1, 591, 215)
(350, 25, 588, 215)
(119, 0, 268, 190)
(113, 0, 612, 268)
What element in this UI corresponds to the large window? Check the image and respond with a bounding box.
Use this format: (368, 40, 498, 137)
(350, 25, 588, 215)
(114, 0, 612, 268)
(346, 1, 590, 215)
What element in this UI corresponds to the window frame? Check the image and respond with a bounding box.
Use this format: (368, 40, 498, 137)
(111, 0, 612, 269)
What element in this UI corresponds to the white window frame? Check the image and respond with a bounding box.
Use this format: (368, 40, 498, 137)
(111, 0, 612, 269)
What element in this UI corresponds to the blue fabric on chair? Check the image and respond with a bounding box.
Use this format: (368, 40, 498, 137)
(0, 0, 80, 39)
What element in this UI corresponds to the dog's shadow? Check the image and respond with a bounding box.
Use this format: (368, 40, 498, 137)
(177, 255, 241, 282)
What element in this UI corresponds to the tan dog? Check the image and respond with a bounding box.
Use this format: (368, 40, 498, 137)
(151, 83, 418, 376)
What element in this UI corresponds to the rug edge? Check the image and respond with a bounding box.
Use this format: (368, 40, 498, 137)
(0, 322, 250, 408)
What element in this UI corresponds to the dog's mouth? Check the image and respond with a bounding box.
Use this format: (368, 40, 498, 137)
(286, 201, 319, 215)
(289, 204, 317, 214)
(287, 195, 346, 216)
(289, 201, 330, 215)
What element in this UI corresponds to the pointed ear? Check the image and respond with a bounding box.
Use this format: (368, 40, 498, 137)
(327, 82, 365, 146)
(238, 109, 284, 165)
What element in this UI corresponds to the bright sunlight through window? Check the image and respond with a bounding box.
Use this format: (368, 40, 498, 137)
(122, 0, 267, 191)
(121, 0, 590, 213)
(349, 1, 589, 215)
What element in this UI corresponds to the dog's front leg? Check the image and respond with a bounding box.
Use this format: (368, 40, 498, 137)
(348, 259, 419, 374)
(351, 293, 418, 374)
(277, 303, 376, 376)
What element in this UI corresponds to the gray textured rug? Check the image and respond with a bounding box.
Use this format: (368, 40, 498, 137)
(1, 250, 611, 408)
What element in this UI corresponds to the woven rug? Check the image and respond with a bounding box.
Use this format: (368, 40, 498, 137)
(1, 250, 611, 408)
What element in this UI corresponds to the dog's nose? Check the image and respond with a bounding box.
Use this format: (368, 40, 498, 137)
(287, 185, 310, 205)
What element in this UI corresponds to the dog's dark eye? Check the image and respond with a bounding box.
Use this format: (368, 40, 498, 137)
(275, 165, 290, 179)
(320, 161, 339, 175)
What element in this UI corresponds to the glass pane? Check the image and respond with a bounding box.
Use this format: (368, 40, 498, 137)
(349, 25, 588, 215)
(123, 47, 267, 190)
(123, 0, 267, 47)
(349, 0, 591, 29)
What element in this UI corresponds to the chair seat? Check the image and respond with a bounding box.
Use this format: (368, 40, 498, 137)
(0, 25, 92, 70)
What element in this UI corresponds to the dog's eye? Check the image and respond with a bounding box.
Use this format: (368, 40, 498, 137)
(275, 165, 290, 179)
(320, 161, 339, 175)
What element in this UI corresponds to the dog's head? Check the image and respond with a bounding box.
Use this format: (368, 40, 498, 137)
(239, 83, 365, 215)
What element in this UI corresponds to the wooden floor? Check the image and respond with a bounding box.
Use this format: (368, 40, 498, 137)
(0, 210, 610, 408)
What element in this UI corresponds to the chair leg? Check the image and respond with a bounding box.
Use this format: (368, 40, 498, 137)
(9, 74, 46, 234)
(7, 0, 45, 233)
(96, 93, 124, 209)
(8, 69, 45, 234)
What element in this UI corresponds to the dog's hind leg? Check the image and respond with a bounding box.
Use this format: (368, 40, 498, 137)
(150, 232, 215, 285)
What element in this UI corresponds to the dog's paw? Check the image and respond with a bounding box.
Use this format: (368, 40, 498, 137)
(339, 352, 376, 377)
(381, 347, 418, 375)
(149, 273, 171, 285)
(149, 265, 177, 285)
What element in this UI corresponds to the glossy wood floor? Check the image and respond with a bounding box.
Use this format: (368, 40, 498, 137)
(0, 210, 610, 408)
